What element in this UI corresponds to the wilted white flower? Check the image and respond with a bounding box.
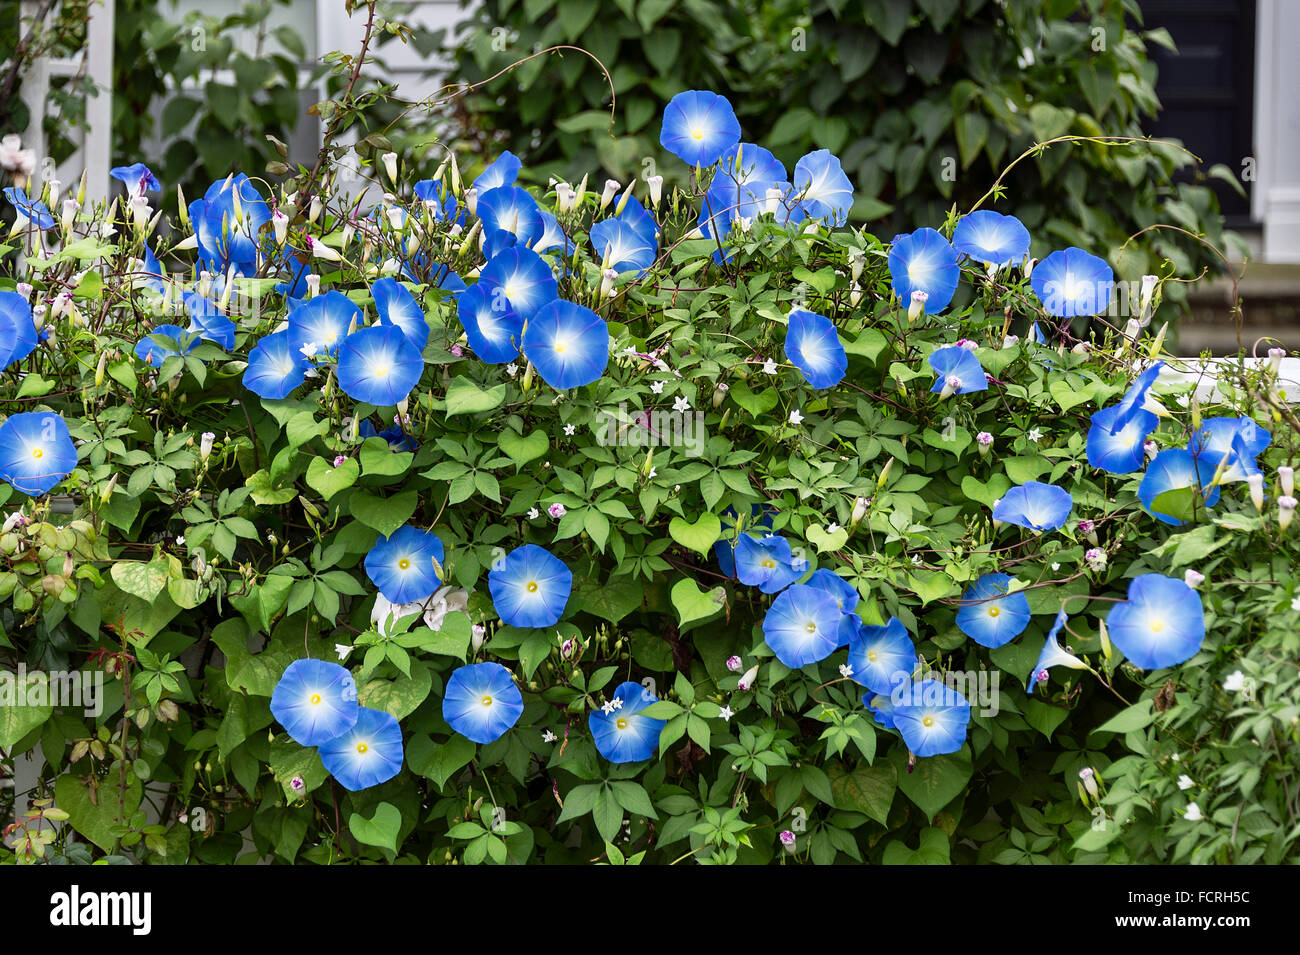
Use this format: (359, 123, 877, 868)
(1177, 774, 1194, 791)
(1184, 802, 1203, 822)
(1183, 569, 1205, 589)
(763, 359, 779, 375)
(1223, 670, 1245, 692)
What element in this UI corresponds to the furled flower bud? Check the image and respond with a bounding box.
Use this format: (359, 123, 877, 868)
(1184, 569, 1205, 589)
(1279, 466, 1294, 498)
(1084, 547, 1107, 572)
(1138, 273, 1158, 326)
(779, 830, 796, 852)
(382, 151, 399, 184)
(272, 209, 288, 245)
(547, 503, 566, 520)
(199, 431, 215, 461)
(1278, 495, 1297, 531)
(1078, 767, 1100, 799)
(907, 290, 928, 322)
(646, 174, 663, 208)
(600, 179, 620, 210)
(471, 624, 487, 653)
(305, 274, 321, 298)
(1268, 347, 1285, 375)
(712, 382, 729, 408)
(976, 431, 993, 457)
(1247, 472, 1265, 511)
(1078, 518, 1098, 546)
(726, 655, 743, 673)
(737, 664, 759, 691)
(850, 496, 869, 528)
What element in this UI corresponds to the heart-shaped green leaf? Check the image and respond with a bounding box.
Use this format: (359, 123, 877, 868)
(445, 378, 506, 416)
(110, 559, 169, 603)
(961, 474, 1011, 509)
(348, 801, 403, 854)
(729, 380, 778, 418)
(668, 513, 722, 556)
(670, 577, 726, 632)
(349, 489, 418, 537)
(498, 428, 548, 466)
(306, 455, 359, 501)
(892, 746, 972, 821)
(0, 670, 54, 748)
(806, 523, 848, 554)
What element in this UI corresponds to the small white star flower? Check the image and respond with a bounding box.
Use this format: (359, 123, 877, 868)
(601, 700, 617, 715)
(1177, 774, 1194, 791)
(789, 409, 804, 425)
(1026, 427, 1043, 443)
(719, 705, 734, 722)
(335, 643, 353, 661)
(648, 467, 657, 479)
(610, 697, 624, 710)
(563, 424, 576, 436)
(763, 359, 778, 375)
(1184, 802, 1203, 822)
(527, 507, 539, 520)
(1223, 670, 1245, 692)
(506, 362, 519, 376)
(838, 663, 854, 678)
(542, 730, 558, 743)
(826, 522, 840, 533)
(1291, 596, 1300, 612)
(651, 380, 665, 394)
(673, 395, 690, 413)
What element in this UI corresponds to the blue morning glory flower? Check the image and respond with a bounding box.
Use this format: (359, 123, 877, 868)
(2, 187, 55, 230)
(710, 142, 787, 221)
(134, 324, 198, 367)
(110, 162, 161, 195)
(928, 345, 987, 396)
(590, 681, 667, 763)
(1026, 610, 1087, 694)
(182, 293, 235, 350)
(477, 186, 544, 254)
(993, 480, 1074, 531)
(1031, 247, 1113, 317)
(188, 173, 270, 273)
(337, 324, 424, 407)
(318, 706, 404, 791)
(734, 533, 804, 593)
(479, 246, 558, 319)
(805, 568, 860, 645)
(0, 291, 39, 369)
(863, 692, 896, 729)
(792, 149, 854, 226)
(784, 309, 847, 389)
(659, 90, 741, 167)
(533, 210, 571, 257)
(364, 525, 444, 605)
(372, 277, 429, 351)
(589, 218, 657, 276)
(521, 299, 609, 389)
(889, 228, 960, 314)
(714, 505, 776, 577)
(473, 151, 522, 193)
(1109, 361, 1164, 431)
(1188, 416, 1271, 483)
(443, 662, 525, 744)
(413, 179, 460, 223)
(1139, 448, 1222, 525)
(456, 283, 524, 364)
(847, 617, 917, 695)
(952, 210, 1030, 267)
(763, 583, 844, 668)
(489, 543, 572, 628)
(0, 411, 78, 496)
(956, 573, 1031, 648)
(1106, 574, 1205, 670)
(1087, 405, 1159, 474)
(288, 290, 360, 357)
(891, 679, 971, 757)
(243, 332, 309, 400)
(269, 658, 359, 747)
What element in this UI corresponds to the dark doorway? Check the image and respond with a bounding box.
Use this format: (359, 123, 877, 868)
(1140, 0, 1257, 227)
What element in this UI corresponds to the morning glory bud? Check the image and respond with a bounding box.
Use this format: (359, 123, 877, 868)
(465, 187, 478, 217)
(130, 196, 151, 230)
(61, 198, 78, 231)
(100, 473, 118, 504)
(1279, 466, 1294, 498)
(647, 174, 663, 208)
(574, 173, 588, 207)
(1184, 569, 1205, 589)
(309, 195, 323, 223)
(850, 496, 869, 528)
(305, 274, 321, 299)
(877, 456, 894, 488)
(976, 431, 993, 457)
(15, 282, 32, 302)
(737, 664, 759, 691)
(1078, 518, 1098, 546)
(1098, 618, 1112, 659)
(342, 221, 356, 248)
(726, 655, 743, 673)
(600, 179, 620, 211)
(45, 178, 61, 208)
(849, 284, 862, 307)
(449, 153, 462, 193)
(849, 250, 864, 284)
(272, 209, 288, 245)
(939, 375, 961, 399)
(1138, 274, 1158, 325)
(1143, 439, 1158, 461)
(712, 382, 729, 408)
(1247, 472, 1265, 511)
(1084, 547, 1107, 572)
(94, 351, 107, 387)
(1268, 347, 1285, 375)
(600, 268, 618, 300)
(381, 151, 399, 184)
(908, 290, 928, 322)
(614, 179, 636, 217)
(1278, 495, 1297, 531)
(779, 830, 796, 852)
(555, 181, 575, 213)
(1022, 255, 1036, 278)
(1078, 767, 1100, 800)
(200, 431, 215, 461)
(1147, 321, 1168, 359)
(1190, 390, 1201, 431)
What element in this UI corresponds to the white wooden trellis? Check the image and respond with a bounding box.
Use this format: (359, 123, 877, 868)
(15, 0, 114, 205)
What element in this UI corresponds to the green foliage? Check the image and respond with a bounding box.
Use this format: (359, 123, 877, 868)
(436, 0, 1239, 301)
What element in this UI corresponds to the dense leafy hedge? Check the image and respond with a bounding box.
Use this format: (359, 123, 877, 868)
(1, 73, 1297, 865)
(437, 0, 1242, 303)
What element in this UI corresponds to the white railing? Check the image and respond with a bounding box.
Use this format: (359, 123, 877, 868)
(14, 0, 114, 204)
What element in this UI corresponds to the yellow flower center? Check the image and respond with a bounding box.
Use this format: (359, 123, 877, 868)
(804, 622, 817, 634)
(373, 364, 390, 378)
(988, 607, 1000, 618)
(761, 558, 775, 569)
(481, 695, 494, 707)
(398, 558, 410, 570)
(356, 742, 369, 754)
(309, 693, 322, 705)
(1150, 620, 1164, 632)
(922, 716, 934, 728)
(690, 128, 704, 141)
(616, 717, 628, 730)
(526, 581, 538, 593)
(31, 448, 43, 459)
(866, 650, 879, 663)
(554, 337, 570, 354)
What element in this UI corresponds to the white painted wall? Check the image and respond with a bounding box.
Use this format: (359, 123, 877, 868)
(1252, 0, 1300, 263)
